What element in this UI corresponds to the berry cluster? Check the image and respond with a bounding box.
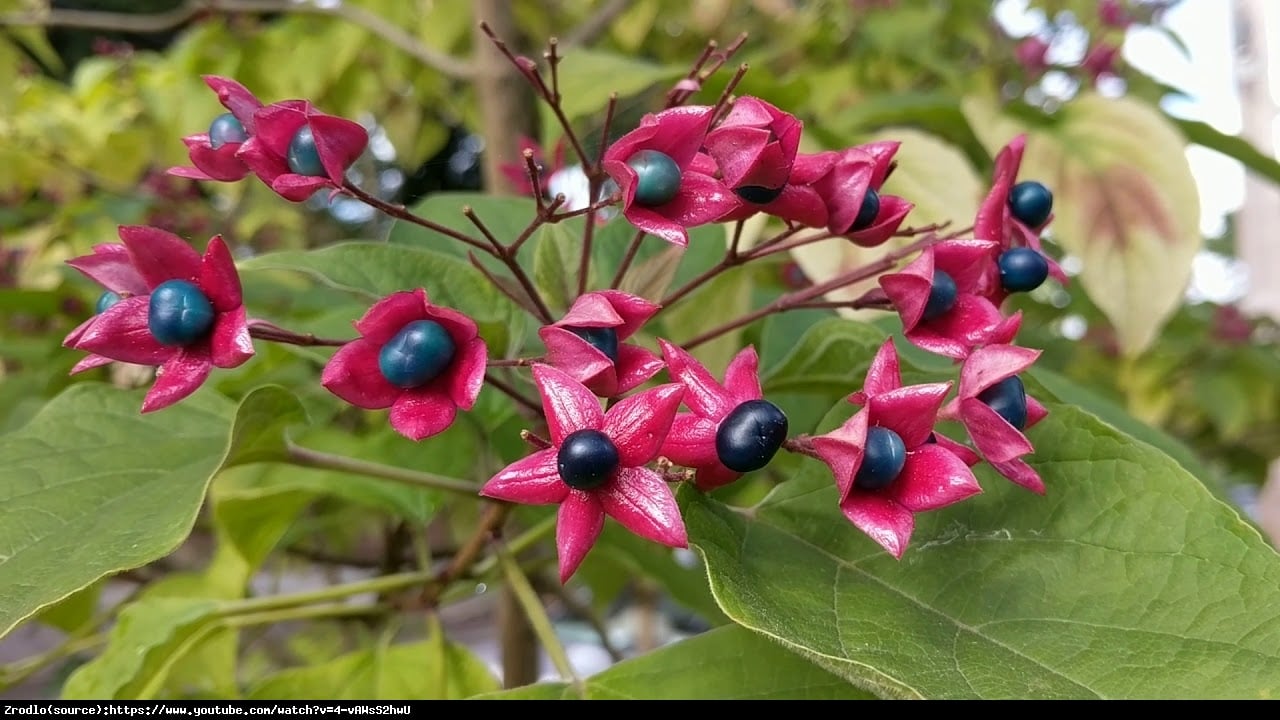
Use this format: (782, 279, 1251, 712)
(61, 32, 1064, 578)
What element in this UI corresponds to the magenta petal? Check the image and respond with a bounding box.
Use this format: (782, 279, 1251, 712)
(556, 293, 625, 329)
(67, 244, 148, 296)
(204, 75, 263, 130)
(658, 339, 735, 420)
(639, 106, 714, 167)
(891, 444, 982, 513)
(959, 344, 1042, 400)
(71, 297, 172, 366)
(704, 126, 772, 187)
(722, 346, 763, 404)
(840, 492, 915, 559)
(765, 184, 829, 228)
(236, 137, 291, 186)
(869, 383, 951, 448)
(975, 135, 1025, 245)
(612, 344, 664, 396)
(187, 141, 250, 182)
(656, 172, 743, 227)
(252, 101, 310, 157)
(599, 467, 688, 549)
(70, 354, 114, 375)
(532, 364, 605, 444)
(594, 290, 659, 340)
(934, 433, 981, 467)
(540, 326, 614, 391)
(271, 174, 329, 202)
(934, 239, 1001, 293)
(658, 414, 721, 468)
(209, 306, 254, 368)
(557, 491, 606, 583)
(199, 235, 243, 312)
(481, 449, 568, 504)
(848, 196, 913, 248)
(321, 339, 401, 409)
(879, 249, 934, 332)
(914, 294, 1005, 358)
(422, 302, 480, 343)
(119, 225, 201, 287)
(990, 456, 1046, 494)
(1026, 395, 1049, 429)
(623, 204, 690, 247)
(355, 290, 429, 344)
(603, 383, 684, 466)
(63, 316, 96, 349)
(309, 113, 369, 186)
(861, 339, 903, 398)
(167, 166, 215, 181)
(448, 336, 487, 410)
(692, 463, 742, 492)
(811, 408, 870, 500)
(142, 350, 211, 413)
(390, 389, 457, 441)
(960, 397, 1035, 463)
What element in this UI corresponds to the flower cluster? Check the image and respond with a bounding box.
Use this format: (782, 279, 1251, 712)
(598, 99, 912, 247)
(169, 76, 369, 202)
(61, 45, 1062, 579)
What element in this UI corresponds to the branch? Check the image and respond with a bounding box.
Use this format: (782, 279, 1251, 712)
(562, 0, 632, 48)
(0, 1, 473, 79)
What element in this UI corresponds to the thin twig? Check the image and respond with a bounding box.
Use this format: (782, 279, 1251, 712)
(343, 182, 492, 255)
(247, 320, 350, 347)
(285, 444, 482, 497)
(486, 373, 543, 415)
(610, 229, 648, 289)
(496, 542, 582, 687)
(419, 503, 511, 607)
(0, 1, 473, 79)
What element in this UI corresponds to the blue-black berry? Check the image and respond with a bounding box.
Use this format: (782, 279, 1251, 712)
(921, 270, 958, 321)
(848, 188, 880, 233)
(715, 399, 789, 473)
(287, 125, 325, 177)
(148, 280, 215, 346)
(558, 429, 620, 490)
(1008, 181, 1053, 227)
(736, 185, 784, 204)
(854, 426, 906, 491)
(978, 375, 1028, 430)
(568, 326, 619, 364)
(627, 149, 682, 206)
(96, 291, 123, 314)
(377, 320, 457, 389)
(998, 248, 1049, 293)
(208, 113, 248, 150)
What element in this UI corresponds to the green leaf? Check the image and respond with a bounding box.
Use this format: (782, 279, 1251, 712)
(61, 598, 221, 700)
(240, 243, 520, 353)
(1175, 118, 1280, 186)
(248, 632, 499, 700)
(682, 401, 1280, 699)
(963, 94, 1202, 355)
(478, 625, 873, 699)
(533, 223, 582, 313)
(552, 49, 685, 121)
(761, 317, 885, 395)
(219, 385, 309, 469)
(0, 384, 233, 640)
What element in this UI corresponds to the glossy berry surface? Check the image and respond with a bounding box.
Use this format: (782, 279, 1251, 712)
(854, 426, 907, 491)
(921, 270, 958, 321)
(849, 188, 880, 232)
(998, 248, 1050, 293)
(96, 291, 122, 314)
(568, 326, 619, 364)
(377, 320, 457, 389)
(1008, 180, 1053, 227)
(715, 399, 789, 473)
(148, 280, 215, 346)
(978, 375, 1028, 430)
(287, 125, 326, 177)
(208, 113, 248, 150)
(627, 149, 682, 206)
(557, 429, 620, 491)
(736, 185, 784, 204)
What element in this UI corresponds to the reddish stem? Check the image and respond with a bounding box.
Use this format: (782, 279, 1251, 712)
(342, 182, 492, 255)
(247, 320, 351, 347)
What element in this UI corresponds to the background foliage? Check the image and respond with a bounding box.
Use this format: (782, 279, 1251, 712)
(1, 0, 1279, 700)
